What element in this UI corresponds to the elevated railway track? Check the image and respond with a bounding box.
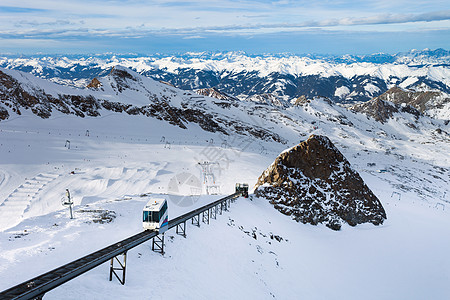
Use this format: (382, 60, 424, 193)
(0, 191, 243, 300)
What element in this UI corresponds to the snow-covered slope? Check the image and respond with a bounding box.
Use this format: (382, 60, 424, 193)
(0, 66, 287, 143)
(0, 66, 449, 299)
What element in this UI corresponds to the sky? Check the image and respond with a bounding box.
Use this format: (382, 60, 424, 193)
(0, 0, 449, 55)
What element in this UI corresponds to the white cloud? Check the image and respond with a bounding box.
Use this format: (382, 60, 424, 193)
(1, 10, 450, 40)
(0, 1, 449, 53)
(182, 35, 205, 39)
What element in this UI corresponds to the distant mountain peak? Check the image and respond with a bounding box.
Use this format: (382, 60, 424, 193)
(109, 65, 138, 80)
(1, 51, 449, 110)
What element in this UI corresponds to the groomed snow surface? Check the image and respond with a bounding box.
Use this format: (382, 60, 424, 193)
(0, 112, 449, 299)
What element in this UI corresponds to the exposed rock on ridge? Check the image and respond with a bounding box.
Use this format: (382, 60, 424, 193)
(351, 97, 420, 123)
(0, 69, 101, 118)
(377, 86, 449, 114)
(254, 135, 387, 230)
(0, 67, 286, 144)
(196, 87, 238, 101)
(246, 93, 289, 107)
(87, 77, 102, 89)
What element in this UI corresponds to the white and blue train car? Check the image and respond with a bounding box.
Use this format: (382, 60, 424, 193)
(143, 198, 168, 233)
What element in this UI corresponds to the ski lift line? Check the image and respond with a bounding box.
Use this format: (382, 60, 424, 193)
(0, 192, 242, 300)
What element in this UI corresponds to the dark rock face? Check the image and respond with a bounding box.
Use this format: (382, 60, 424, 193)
(351, 97, 421, 123)
(254, 135, 387, 230)
(0, 69, 101, 119)
(109, 66, 138, 93)
(0, 105, 8, 120)
(87, 77, 102, 89)
(376, 86, 449, 114)
(351, 98, 399, 123)
(292, 95, 308, 106)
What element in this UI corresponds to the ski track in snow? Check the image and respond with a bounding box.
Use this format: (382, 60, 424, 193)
(0, 173, 60, 231)
(0, 170, 6, 189)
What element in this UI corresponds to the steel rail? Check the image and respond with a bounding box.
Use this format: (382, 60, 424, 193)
(0, 192, 241, 299)
(168, 192, 240, 229)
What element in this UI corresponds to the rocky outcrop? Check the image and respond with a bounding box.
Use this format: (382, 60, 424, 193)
(292, 95, 333, 106)
(159, 80, 176, 87)
(0, 105, 8, 120)
(254, 135, 386, 230)
(376, 86, 449, 114)
(292, 95, 308, 106)
(0, 69, 101, 118)
(196, 87, 238, 101)
(246, 93, 289, 107)
(87, 77, 102, 89)
(351, 97, 420, 123)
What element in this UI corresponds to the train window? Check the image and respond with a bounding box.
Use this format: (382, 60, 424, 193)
(143, 211, 149, 222)
(152, 211, 160, 222)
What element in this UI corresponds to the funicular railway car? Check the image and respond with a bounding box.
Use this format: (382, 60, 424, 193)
(235, 183, 249, 198)
(143, 198, 168, 233)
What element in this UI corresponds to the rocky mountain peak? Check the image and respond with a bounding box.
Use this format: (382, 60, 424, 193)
(0, 68, 101, 120)
(87, 77, 102, 89)
(254, 135, 387, 230)
(351, 98, 399, 123)
(105, 65, 141, 93)
(291, 95, 308, 106)
(351, 97, 421, 123)
(109, 65, 137, 80)
(196, 87, 238, 101)
(375, 86, 449, 118)
(384, 86, 404, 95)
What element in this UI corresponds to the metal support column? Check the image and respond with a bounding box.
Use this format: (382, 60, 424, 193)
(202, 209, 210, 224)
(211, 206, 217, 220)
(176, 222, 186, 237)
(192, 214, 200, 227)
(109, 252, 127, 285)
(152, 234, 165, 255)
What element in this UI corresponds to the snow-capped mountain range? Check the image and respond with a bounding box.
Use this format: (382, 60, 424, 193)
(1, 64, 448, 141)
(1, 49, 449, 104)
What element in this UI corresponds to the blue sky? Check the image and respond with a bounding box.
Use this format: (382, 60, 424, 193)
(0, 0, 449, 55)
